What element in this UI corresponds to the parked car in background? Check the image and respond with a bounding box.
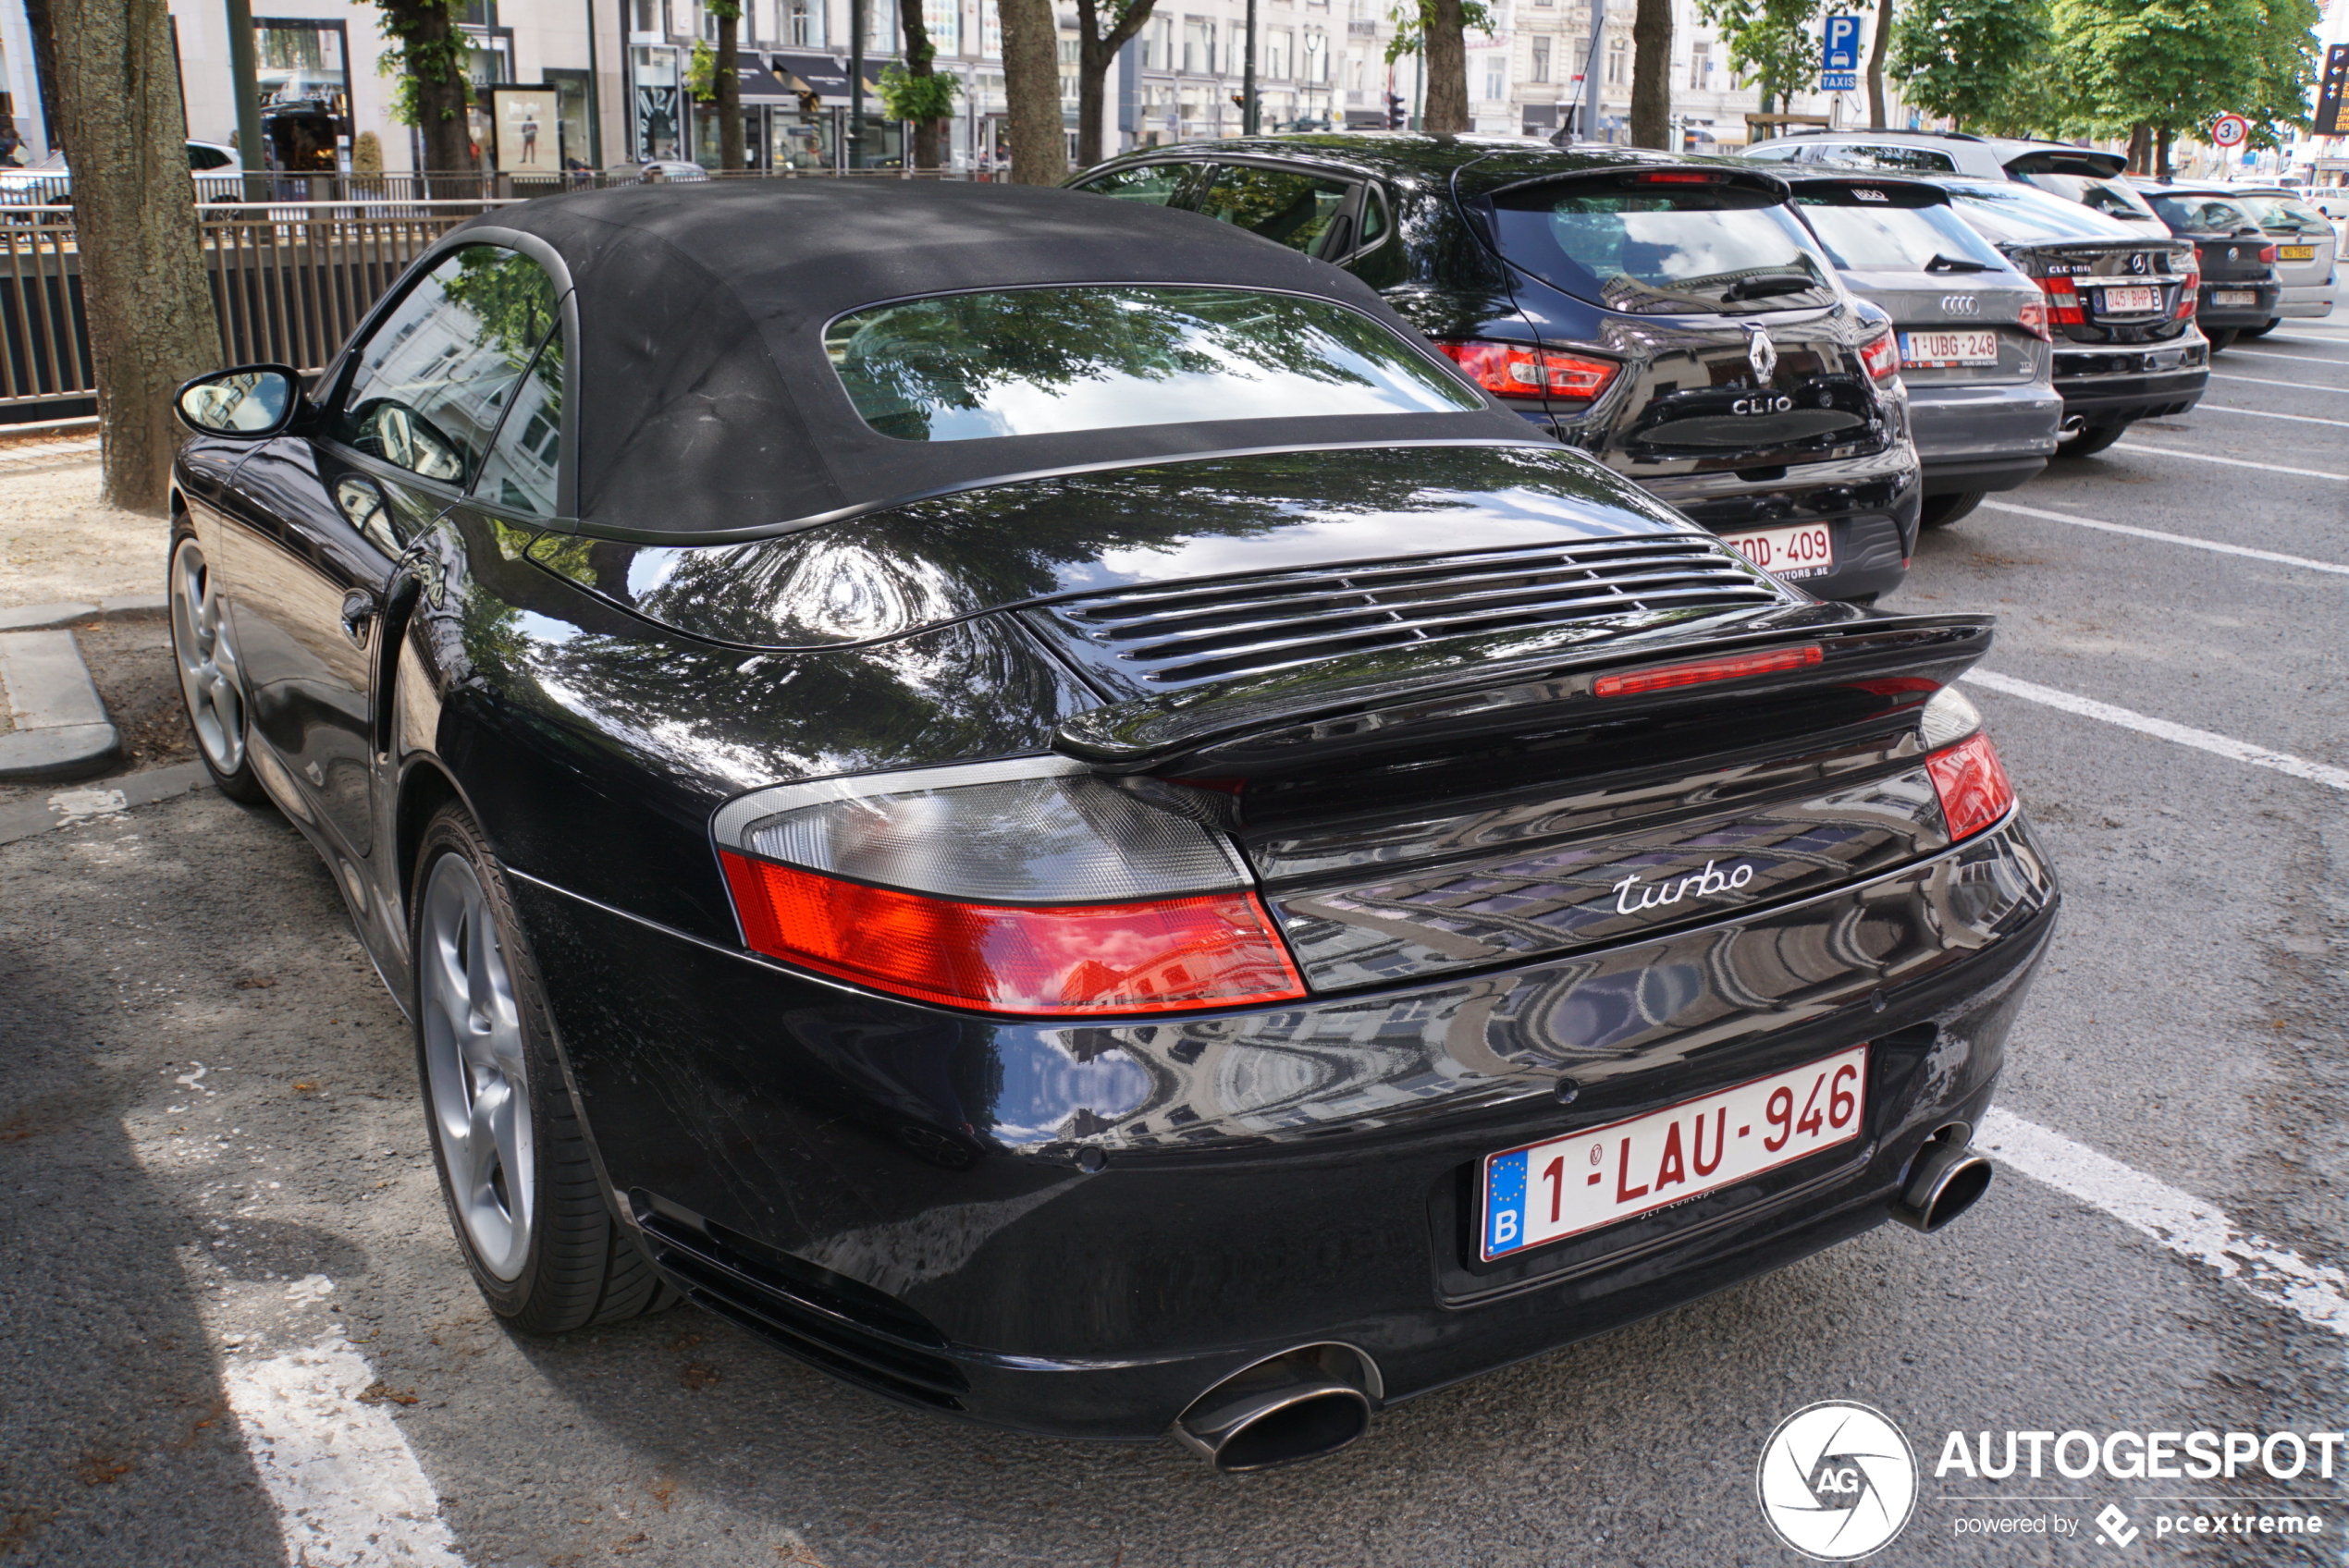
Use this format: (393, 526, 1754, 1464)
(2130, 187, 2281, 351)
(599, 159, 710, 185)
(1744, 130, 2171, 238)
(1923, 177, 2207, 458)
(1782, 173, 2060, 529)
(2186, 185, 2335, 333)
(0, 141, 242, 204)
(1070, 137, 1921, 603)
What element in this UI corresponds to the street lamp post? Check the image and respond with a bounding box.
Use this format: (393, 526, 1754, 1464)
(1243, 0, 1258, 134)
(849, 0, 866, 167)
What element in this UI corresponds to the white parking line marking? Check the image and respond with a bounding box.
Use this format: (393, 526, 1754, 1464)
(2228, 347, 2349, 366)
(1978, 1109, 2349, 1338)
(2208, 371, 2349, 394)
(1977, 499, 2349, 577)
(2108, 442, 2349, 483)
(1962, 669, 2349, 793)
(2195, 403, 2349, 429)
(226, 1336, 469, 1567)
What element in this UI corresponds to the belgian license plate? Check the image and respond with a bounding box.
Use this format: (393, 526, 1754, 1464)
(2099, 286, 2161, 312)
(2211, 288, 2258, 306)
(2281, 245, 2317, 262)
(1720, 522, 1834, 580)
(1901, 329, 1998, 365)
(1480, 1047, 1870, 1260)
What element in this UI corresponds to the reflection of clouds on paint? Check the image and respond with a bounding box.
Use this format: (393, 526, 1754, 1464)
(990, 1034, 1152, 1144)
(1096, 489, 1655, 584)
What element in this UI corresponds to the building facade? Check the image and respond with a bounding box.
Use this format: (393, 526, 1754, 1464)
(0, 0, 1916, 176)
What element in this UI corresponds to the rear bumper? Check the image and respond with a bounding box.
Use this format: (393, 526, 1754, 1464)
(2276, 282, 2336, 318)
(1906, 381, 2061, 496)
(1637, 446, 1922, 604)
(2197, 282, 2282, 328)
(513, 810, 2058, 1439)
(2051, 338, 2208, 424)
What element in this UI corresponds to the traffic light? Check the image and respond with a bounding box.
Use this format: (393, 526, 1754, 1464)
(1385, 92, 1406, 129)
(1231, 93, 1247, 110)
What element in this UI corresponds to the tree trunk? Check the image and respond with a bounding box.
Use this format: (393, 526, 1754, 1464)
(997, 0, 1066, 183)
(46, 0, 222, 512)
(896, 0, 945, 169)
(1422, 0, 1469, 134)
(717, 10, 744, 169)
(2125, 123, 2149, 175)
(2154, 125, 2171, 183)
(383, 0, 473, 184)
(1865, 0, 1891, 129)
(1629, 0, 1670, 149)
(19, 0, 64, 156)
(1075, 0, 1158, 168)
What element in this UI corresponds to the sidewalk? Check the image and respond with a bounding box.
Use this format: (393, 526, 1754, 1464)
(0, 445, 194, 802)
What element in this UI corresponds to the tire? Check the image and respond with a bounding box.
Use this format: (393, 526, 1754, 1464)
(1918, 491, 1985, 529)
(2243, 320, 2279, 339)
(2206, 328, 2238, 352)
(411, 803, 676, 1333)
(2055, 422, 2128, 458)
(167, 530, 270, 805)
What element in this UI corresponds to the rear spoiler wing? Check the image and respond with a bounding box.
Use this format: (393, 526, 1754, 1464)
(1053, 607, 1995, 777)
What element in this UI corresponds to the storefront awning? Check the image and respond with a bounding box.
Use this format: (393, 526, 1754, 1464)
(771, 53, 857, 106)
(732, 61, 803, 104)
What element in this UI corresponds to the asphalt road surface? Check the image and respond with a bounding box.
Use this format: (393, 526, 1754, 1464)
(3, 326, 2346, 1568)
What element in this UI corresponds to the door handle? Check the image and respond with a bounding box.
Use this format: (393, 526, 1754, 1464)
(340, 587, 379, 647)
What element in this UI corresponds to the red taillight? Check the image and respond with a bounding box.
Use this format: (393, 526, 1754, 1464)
(2034, 274, 2085, 325)
(2015, 300, 2051, 342)
(2258, 244, 2278, 265)
(1632, 170, 1721, 184)
(1858, 329, 1900, 382)
(1593, 643, 1824, 698)
(2176, 263, 2200, 319)
(1437, 339, 1619, 402)
(720, 853, 1306, 1015)
(1926, 732, 2015, 841)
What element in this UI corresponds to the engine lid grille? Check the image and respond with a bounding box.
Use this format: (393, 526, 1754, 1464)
(1024, 535, 1793, 694)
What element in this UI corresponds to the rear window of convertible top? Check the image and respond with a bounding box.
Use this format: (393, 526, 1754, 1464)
(821, 285, 1481, 442)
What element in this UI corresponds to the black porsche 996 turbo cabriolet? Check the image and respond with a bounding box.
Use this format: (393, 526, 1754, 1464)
(169, 179, 2054, 1471)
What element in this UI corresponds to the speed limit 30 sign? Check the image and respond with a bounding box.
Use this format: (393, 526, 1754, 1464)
(2211, 114, 2250, 148)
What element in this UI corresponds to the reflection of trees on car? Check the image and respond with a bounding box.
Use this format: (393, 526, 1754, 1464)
(437, 248, 560, 368)
(827, 288, 1402, 439)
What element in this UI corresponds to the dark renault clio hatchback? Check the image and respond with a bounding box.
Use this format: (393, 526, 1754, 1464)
(167, 181, 2054, 1470)
(1070, 136, 1922, 604)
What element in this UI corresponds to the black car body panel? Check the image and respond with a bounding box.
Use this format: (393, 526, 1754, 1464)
(1067, 137, 1923, 604)
(169, 180, 2056, 1447)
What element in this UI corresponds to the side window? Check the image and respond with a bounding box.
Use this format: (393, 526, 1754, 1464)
(473, 328, 564, 517)
(1744, 142, 1802, 163)
(1195, 165, 1357, 256)
(329, 244, 560, 489)
(1848, 143, 1956, 173)
(1074, 163, 1193, 205)
(1356, 187, 1389, 247)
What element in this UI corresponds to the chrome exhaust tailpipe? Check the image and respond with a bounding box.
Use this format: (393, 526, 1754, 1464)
(2058, 414, 2086, 438)
(1891, 1123, 1993, 1233)
(1173, 1344, 1378, 1473)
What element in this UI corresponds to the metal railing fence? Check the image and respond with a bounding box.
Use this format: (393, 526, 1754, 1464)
(0, 202, 502, 408)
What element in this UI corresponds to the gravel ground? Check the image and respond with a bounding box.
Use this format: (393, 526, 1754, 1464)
(0, 452, 166, 611)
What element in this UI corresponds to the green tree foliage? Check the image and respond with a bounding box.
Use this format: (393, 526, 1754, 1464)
(878, 59, 961, 121)
(2053, 0, 2318, 145)
(1694, 0, 1822, 114)
(1889, 0, 2064, 134)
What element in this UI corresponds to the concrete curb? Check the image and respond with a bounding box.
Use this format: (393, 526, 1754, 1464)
(0, 760, 214, 847)
(0, 594, 170, 632)
(0, 626, 120, 780)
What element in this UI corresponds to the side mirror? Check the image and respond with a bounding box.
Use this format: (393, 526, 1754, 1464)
(174, 364, 306, 439)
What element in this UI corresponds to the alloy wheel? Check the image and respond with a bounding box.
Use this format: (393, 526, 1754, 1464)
(169, 536, 245, 774)
(419, 851, 535, 1280)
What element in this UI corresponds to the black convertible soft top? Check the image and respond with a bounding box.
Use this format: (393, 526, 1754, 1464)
(450, 180, 1541, 540)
